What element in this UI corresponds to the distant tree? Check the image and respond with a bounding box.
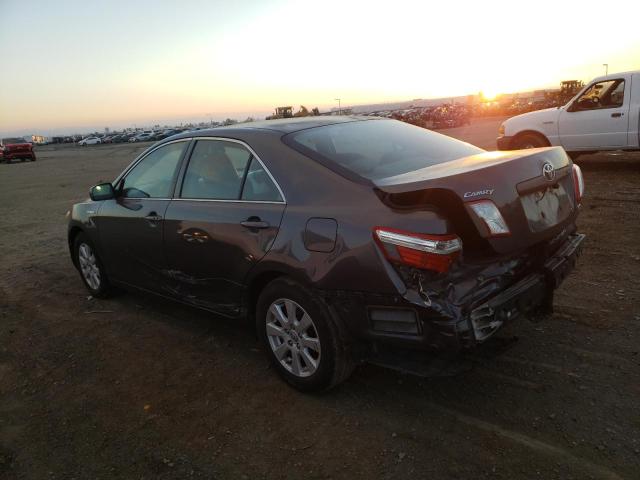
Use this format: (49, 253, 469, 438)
(222, 118, 238, 126)
(242, 117, 255, 123)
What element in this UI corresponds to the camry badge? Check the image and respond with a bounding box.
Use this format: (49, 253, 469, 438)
(542, 162, 555, 181)
(463, 189, 494, 198)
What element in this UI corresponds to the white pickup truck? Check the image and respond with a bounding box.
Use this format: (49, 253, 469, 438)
(497, 70, 640, 158)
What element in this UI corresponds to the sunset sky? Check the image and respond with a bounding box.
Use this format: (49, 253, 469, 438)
(1, 0, 639, 136)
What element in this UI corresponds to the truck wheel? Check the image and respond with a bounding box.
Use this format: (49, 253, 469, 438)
(256, 277, 355, 392)
(512, 133, 549, 149)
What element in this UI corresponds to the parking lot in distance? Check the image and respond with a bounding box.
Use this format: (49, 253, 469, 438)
(0, 117, 638, 479)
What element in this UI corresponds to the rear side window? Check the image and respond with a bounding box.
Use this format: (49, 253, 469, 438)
(2, 137, 27, 144)
(241, 158, 283, 202)
(121, 141, 187, 198)
(285, 119, 483, 181)
(181, 140, 252, 200)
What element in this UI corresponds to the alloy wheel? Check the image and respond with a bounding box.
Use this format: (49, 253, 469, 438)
(78, 243, 101, 290)
(266, 298, 321, 377)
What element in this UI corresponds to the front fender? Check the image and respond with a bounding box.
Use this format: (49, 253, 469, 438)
(67, 201, 103, 265)
(504, 108, 561, 145)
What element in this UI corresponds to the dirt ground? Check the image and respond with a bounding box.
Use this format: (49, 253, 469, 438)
(1, 117, 639, 479)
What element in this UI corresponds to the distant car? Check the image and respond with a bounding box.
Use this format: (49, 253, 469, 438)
(110, 134, 128, 143)
(68, 117, 585, 391)
(129, 132, 154, 143)
(1, 137, 36, 163)
(152, 129, 179, 141)
(78, 137, 101, 146)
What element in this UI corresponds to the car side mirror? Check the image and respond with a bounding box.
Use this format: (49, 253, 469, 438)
(90, 182, 115, 201)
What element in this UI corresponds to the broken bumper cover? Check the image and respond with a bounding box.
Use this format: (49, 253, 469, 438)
(326, 233, 585, 356)
(449, 232, 584, 345)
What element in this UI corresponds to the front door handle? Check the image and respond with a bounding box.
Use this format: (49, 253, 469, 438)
(241, 217, 270, 229)
(611, 112, 623, 118)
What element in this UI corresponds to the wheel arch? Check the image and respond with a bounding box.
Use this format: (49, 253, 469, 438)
(68, 225, 84, 268)
(244, 266, 313, 321)
(511, 130, 551, 148)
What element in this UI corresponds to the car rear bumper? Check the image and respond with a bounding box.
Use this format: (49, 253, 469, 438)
(325, 233, 585, 359)
(2, 151, 35, 160)
(496, 135, 514, 150)
(465, 233, 584, 342)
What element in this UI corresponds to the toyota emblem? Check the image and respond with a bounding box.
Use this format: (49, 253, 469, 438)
(542, 162, 555, 181)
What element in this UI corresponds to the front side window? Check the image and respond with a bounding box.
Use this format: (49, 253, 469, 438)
(181, 140, 251, 200)
(573, 79, 625, 111)
(121, 141, 187, 198)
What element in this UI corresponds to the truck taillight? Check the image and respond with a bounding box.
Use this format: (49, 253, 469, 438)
(572, 164, 585, 204)
(373, 227, 462, 273)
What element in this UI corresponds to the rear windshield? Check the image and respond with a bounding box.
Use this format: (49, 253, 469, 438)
(2, 137, 27, 144)
(285, 119, 483, 181)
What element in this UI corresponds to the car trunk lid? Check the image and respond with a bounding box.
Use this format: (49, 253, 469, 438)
(374, 147, 578, 255)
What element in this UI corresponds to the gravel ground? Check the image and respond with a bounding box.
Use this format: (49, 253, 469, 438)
(1, 118, 639, 479)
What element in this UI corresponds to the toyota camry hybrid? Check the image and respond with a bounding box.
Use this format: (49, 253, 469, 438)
(68, 117, 585, 391)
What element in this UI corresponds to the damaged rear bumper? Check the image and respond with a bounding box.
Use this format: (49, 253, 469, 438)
(465, 233, 584, 342)
(326, 233, 585, 358)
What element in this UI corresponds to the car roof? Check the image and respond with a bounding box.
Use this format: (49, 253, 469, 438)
(171, 115, 381, 140)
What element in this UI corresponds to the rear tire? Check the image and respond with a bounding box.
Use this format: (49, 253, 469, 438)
(73, 233, 112, 298)
(512, 133, 549, 150)
(256, 277, 355, 392)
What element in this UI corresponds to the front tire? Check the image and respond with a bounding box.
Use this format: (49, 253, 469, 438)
(73, 233, 112, 298)
(256, 278, 354, 392)
(512, 133, 549, 149)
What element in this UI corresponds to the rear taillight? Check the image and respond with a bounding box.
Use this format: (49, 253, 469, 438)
(467, 200, 510, 237)
(572, 164, 585, 204)
(373, 227, 462, 273)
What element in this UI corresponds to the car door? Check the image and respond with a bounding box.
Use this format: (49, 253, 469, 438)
(163, 138, 286, 316)
(95, 140, 190, 293)
(558, 77, 630, 150)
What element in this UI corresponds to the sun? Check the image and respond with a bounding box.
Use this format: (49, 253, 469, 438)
(481, 90, 499, 101)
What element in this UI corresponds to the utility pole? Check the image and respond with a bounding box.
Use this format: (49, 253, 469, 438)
(603, 63, 609, 76)
(334, 98, 341, 115)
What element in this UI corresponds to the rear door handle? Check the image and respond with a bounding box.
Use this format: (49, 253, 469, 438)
(611, 112, 623, 118)
(241, 217, 270, 229)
